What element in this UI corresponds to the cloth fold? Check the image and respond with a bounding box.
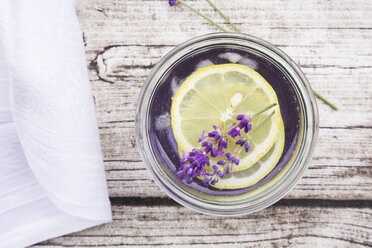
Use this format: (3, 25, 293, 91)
(0, 0, 112, 247)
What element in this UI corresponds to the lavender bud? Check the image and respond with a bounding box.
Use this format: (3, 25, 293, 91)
(236, 138, 247, 146)
(245, 141, 251, 153)
(201, 141, 210, 147)
(226, 164, 231, 175)
(208, 130, 219, 137)
(233, 157, 240, 165)
(211, 145, 217, 157)
(185, 176, 192, 183)
(204, 145, 212, 154)
(214, 134, 222, 141)
(218, 170, 224, 178)
(219, 138, 228, 149)
(191, 170, 196, 177)
(202, 176, 209, 184)
(198, 130, 209, 142)
(217, 160, 227, 165)
(236, 114, 245, 120)
(187, 156, 195, 162)
(248, 122, 252, 131)
(187, 167, 193, 176)
(176, 170, 184, 180)
(190, 161, 197, 169)
(168, 0, 179, 7)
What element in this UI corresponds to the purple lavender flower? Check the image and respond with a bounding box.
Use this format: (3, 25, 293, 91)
(228, 126, 241, 138)
(226, 164, 231, 175)
(216, 149, 224, 157)
(168, 0, 179, 6)
(198, 130, 209, 142)
(185, 176, 193, 183)
(217, 170, 224, 178)
(227, 153, 240, 165)
(216, 138, 228, 157)
(186, 156, 195, 162)
(189, 149, 199, 156)
(195, 153, 209, 167)
(211, 145, 218, 157)
(238, 117, 251, 134)
(202, 176, 209, 184)
(180, 151, 186, 163)
(176, 170, 185, 180)
(181, 164, 189, 172)
(233, 157, 240, 165)
(209, 177, 217, 185)
(245, 141, 251, 153)
(236, 138, 247, 146)
(196, 168, 206, 177)
(217, 159, 227, 165)
(247, 122, 252, 133)
(229, 114, 252, 137)
(201, 141, 211, 147)
(177, 113, 255, 185)
(208, 125, 222, 141)
(187, 167, 193, 176)
(236, 114, 245, 120)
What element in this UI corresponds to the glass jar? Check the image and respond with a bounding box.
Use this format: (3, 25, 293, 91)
(136, 33, 318, 215)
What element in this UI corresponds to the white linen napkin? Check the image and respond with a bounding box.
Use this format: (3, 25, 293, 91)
(0, 0, 112, 247)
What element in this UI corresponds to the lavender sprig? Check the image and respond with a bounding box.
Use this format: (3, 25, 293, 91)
(176, 104, 276, 186)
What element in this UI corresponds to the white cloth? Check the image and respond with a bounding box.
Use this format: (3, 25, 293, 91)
(0, 0, 112, 247)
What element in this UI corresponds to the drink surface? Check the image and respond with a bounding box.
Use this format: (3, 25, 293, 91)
(149, 46, 301, 196)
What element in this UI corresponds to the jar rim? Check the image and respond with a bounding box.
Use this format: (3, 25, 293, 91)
(136, 32, 319, 215)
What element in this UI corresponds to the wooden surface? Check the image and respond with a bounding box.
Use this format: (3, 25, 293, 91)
(34, 0, 372, 247)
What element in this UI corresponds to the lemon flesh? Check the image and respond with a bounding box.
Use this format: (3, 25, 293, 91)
(171, 64, 284, 172)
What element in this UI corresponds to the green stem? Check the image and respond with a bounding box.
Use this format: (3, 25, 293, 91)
(252, 103, 277, 117)
(312, 90, 338, 111)
(179, 0, 229, 32)
(248, 111, 275, 138)
(205, 0, 241, 33)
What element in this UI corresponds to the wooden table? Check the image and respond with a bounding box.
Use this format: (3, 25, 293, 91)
(34, 0, 372, 247)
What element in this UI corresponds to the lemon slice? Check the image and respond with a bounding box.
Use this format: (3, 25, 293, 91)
(171, 64, 284, 171)
(207, 125, 285, 189)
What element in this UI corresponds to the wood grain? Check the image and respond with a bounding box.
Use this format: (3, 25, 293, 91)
(32, 0, 372, 246)
(75, 0, 372, 201)
(101, 125, 372, 199)
(34, 202, 372, 247)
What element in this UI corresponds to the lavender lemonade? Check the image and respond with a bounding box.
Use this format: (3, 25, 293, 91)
(148, 45, 301, 196)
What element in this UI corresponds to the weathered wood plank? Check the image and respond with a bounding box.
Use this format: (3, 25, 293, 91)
(77, 0, 372, 48)
(99, 124, 372, 199)
(74, 0, 372, 201)
(34, 202, 372, 247)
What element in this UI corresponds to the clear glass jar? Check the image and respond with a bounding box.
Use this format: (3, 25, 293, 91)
(136, 33, 318, 215)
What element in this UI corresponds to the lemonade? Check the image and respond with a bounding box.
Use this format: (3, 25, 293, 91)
(148, 46, 301, 196)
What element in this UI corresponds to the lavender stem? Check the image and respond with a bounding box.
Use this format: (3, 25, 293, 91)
(179, 0, 229, 32)
(204, 0, 240, 32)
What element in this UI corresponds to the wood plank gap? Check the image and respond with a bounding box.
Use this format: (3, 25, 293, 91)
(109, 197, 372, 208)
